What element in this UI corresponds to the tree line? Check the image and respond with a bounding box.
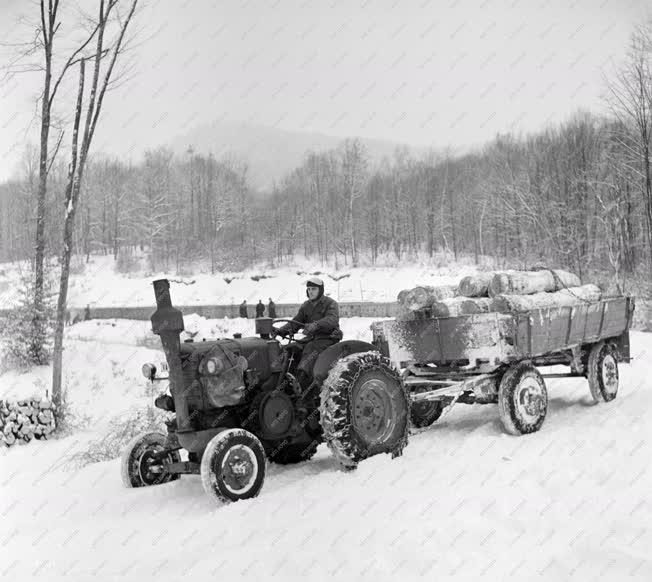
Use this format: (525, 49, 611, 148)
(0, 108, 649, 295)
(0, 21, 650, 285)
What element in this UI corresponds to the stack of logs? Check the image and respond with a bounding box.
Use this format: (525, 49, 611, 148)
(0, 398, 56, 447)
(397, 269, 602, 319)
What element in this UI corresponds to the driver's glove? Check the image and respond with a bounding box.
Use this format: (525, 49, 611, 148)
(304, 322, 318, 335)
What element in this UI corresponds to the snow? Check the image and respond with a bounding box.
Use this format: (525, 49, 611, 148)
(1, 313, 652, 580)
(0, 254, 483, 308)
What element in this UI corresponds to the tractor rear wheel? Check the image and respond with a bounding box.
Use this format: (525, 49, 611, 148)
(320, 351, 409, 469)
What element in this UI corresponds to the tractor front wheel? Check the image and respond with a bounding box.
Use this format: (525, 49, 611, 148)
(200, 429, 267, 504)
(121, 432, 181, 488)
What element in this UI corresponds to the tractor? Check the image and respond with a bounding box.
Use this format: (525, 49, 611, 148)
(121, 279, 409, 504)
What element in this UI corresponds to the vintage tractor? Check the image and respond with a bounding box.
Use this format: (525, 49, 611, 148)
(121, 279, 409, 504)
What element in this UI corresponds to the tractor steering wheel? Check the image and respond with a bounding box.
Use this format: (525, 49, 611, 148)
(271, 319, 308, 342)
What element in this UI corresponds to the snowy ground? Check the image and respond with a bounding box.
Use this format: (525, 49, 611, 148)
(1, 316, 651, 581)
(0, 253, 484, 308)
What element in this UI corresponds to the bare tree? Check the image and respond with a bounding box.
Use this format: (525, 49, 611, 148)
(340, 139, 367, 266)
(606, 22, 652, 273)
(52, 0, 138, 412)
(2, 1, 105, 363)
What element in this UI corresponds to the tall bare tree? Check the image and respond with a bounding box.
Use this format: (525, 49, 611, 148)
(51, 0, 138, 412)
(606, 22, 652, 273)
(341, 139, 368, 266)
(6, 2, 103, 363)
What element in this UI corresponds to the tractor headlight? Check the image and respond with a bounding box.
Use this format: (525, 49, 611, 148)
(205, 357, 223, 375)
(142, 363, 157, 380)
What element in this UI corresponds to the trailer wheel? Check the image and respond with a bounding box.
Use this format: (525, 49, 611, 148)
(410, 399, 445, 428)
(587, 341, 619, 403)
(200, 429, 266, 504)
(121, 432, 181, 488)
(498, 363, 548, 435)
(320, 351, 409, 469)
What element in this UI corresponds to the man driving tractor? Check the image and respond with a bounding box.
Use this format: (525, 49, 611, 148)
(276, 276, 343, 387)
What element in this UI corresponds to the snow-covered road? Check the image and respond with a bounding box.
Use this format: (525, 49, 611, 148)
(1, 320, 651, 581)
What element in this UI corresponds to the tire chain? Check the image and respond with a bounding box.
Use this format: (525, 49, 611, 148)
(319, 351, 409, 468)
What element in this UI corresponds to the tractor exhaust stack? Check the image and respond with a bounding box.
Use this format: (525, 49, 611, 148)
(150, 279, 191, 432)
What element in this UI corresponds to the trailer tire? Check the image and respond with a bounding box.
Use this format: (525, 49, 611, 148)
(265, 439, 319, 465)
(587, 341, 619, 403)
(320, 351, 409, 469)
(410, 399, 445, 428)
(498, 363, 548, 435)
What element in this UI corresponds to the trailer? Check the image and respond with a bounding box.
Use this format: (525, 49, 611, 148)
(371, 295, 635, 434)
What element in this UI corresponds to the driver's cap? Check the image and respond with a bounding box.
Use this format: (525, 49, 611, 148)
(306, 276, 324, 288)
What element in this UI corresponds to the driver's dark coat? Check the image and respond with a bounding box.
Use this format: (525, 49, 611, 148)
(280, 295, 341, 340)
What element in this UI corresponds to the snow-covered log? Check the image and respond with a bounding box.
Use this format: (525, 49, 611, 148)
(397, 285, 457, 311)
(430, 297, 494, 317)
(458, 272, 499, 298)
(488, 269, 581, 297)
(491, 284, 602, 312)
(0, 398, 56, 447)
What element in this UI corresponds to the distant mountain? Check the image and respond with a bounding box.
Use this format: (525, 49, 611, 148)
(170, 120, 425, 193)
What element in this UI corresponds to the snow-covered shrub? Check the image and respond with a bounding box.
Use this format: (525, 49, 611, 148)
(54, 380, 93, 436)
(66, 405, 170, 469)
(1, 265, 55, 371)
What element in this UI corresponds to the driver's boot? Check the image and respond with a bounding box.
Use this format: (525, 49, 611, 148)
(295, 369, 312, 391)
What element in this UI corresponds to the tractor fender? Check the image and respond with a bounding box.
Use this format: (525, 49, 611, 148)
(312, 340, 379, 383)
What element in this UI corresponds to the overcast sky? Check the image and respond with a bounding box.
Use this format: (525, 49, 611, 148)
(0, 0, 648, 180)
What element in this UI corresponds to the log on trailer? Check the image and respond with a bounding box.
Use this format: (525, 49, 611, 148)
(491, 284, 602, 313)
(397, 285, 457, 311)
(488, 269, 581, 297)
(458, 272, 502, 298)
(431, 297, 494, 317)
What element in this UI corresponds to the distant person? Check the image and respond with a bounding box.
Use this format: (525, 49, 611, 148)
(256, 300, 265, 318)
(268, 298, 277, 319)
(239, 300, 248, 319)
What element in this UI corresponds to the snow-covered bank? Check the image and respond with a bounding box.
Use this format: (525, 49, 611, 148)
(0, 318, 651, 580)
(0, 254, 482, 308)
